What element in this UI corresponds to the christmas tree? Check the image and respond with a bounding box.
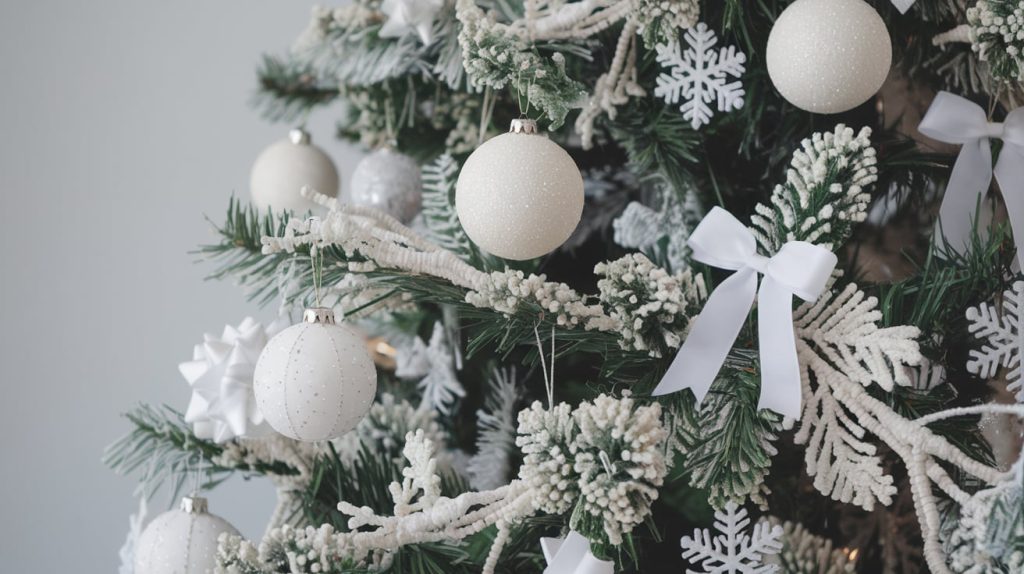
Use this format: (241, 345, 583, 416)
(107, 1, 1024, 573)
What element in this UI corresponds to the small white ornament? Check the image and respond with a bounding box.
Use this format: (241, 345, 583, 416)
(349, 147, 423, 224)
(766, 0, 892, 114)
(679, 502, 784, 574)
(379, 0, 443, 46)
(254, 307, 377, 442)
(654, 22, 747, 130)
(179, 316, 287, 443)
(456, 118, 584, 260)
(250, 128, 340, 213)
(133, 496, 239, 574)
(966, 281, 1024, 402)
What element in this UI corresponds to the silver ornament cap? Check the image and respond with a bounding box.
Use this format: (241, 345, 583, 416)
(289, 128, 312, 145)
(509, 118, 539, 135)
(303, 307, 337, 325)
(179, 496, 209, 514)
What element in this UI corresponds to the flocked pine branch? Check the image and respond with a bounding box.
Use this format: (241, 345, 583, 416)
(421, 153, 479, 264)
(749, 125, 876, 254)
(467, 367, 521, 490)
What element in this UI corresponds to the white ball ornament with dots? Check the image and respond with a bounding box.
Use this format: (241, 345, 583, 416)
(455, 119, 584, 261)
(253, 308, 377, 442)
(250, 128, 340, 214)
(766, 0, 892, 114)
(134, 496, 239, 574)
(349, 146, 423, 224)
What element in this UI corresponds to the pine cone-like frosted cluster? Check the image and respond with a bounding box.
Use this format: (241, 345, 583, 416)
(217, 524, 345, 574)
(516, 392, 669, 544)
(968, 0, 1024, 83)
(595, 253, 706, 357)
(515, 401, 578, 515)
(634, 0, 700, 45)
(572, 392, 669, 545)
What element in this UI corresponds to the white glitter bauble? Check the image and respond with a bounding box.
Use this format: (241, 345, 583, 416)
(253, 308, 377, 442)
(250, 128, 340, 213)
(455, 119, 584, 260)
(349, 147, 423, 223)
(766, 0, 892, 114)
(134, 497, 239, 574)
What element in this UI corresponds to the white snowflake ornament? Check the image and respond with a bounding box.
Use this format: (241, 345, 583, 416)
(679, 502, 783, 574)
(966, 281, 1024, 402)
(654, 23, 746, 130)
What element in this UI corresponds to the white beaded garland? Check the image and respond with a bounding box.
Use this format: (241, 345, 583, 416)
(766, 0, 892, 114)
(253, 308, 377, 442)
(250, 129, 340, 213)
(455, 119, 584, 261)
(133, 497, 239, 574)
(349, 147, 422, 223)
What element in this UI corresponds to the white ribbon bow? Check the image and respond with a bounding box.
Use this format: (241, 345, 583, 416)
(651, 207, 837, 419)
(919, 91, 1024, 264)
(541, 531, 613, 574)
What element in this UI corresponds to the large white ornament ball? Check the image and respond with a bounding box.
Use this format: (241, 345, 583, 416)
(766, 0, 892, 114)
(456, 119, 584, 260)
(134, 497, 238, 574)
(349, 147, 423, 223)
(253, 308, 377, 442)
(250, 128, 340, 213)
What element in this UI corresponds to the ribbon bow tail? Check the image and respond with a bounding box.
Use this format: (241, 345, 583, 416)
(994, 109, 1024, 268)
(919, 92, 996, 256)
(651, 266, 758, 402)
(756, 242, 837, 420)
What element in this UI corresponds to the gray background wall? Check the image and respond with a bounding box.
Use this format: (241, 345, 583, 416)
(0, 2, 361, 570)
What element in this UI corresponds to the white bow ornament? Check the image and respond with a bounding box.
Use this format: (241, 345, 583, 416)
(541, 531, 614, 574)
(651, 207, 837, 419)
(918, 91, 1024, 264)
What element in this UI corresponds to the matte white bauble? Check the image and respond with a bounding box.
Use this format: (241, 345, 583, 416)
(766, 0, 892, 114)
(253, 308, 376, 442)
(250, 128, 340, 213)
(455, 119, 584, 260)
(349, 147, 423, 223)
(134, 497, 239, 574)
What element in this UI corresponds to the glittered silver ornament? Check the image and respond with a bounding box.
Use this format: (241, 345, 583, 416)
(133, 496, 239, 574)
(250, 128, 340, 213)
(253, 308, 377, 442)
(455, 119, 584, 260)
(766, 0, 892, 114)
(349, 147, 423, 223)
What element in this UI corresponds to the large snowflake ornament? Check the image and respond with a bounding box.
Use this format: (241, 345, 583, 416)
(680, 502, 784, 574)
(654, 22, 746, 130)
(966, 281, 1024, 402)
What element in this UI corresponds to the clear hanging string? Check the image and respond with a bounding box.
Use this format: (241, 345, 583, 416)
(311, 243, 324, 308)
(532, 321, 557, 409)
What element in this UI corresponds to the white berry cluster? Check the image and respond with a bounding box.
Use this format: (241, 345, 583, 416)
(466, 269, 619, 330)
(216, 524, 344, 574)
(571, 392, 668, 545)
(594, 253, 706, 357)
(515, 401, 579, 515)
(633, 0, 700, 45)
(515, 393, 669, 545)
(968, 0, 1024, 82)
